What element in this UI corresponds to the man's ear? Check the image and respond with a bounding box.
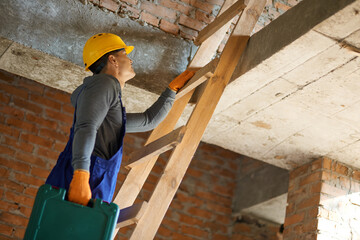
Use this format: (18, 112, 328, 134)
(108, 54, 118, 67)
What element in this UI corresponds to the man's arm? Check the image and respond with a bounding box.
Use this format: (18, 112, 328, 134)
(125, 87, 176, 133)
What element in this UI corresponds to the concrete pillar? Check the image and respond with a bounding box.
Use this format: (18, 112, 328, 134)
(283, 157, 360, 239)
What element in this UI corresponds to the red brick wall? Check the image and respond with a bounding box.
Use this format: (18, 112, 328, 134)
(283, 157, 360, 240)
(0, 70, 278, 239)
(85, 0, 302, 52)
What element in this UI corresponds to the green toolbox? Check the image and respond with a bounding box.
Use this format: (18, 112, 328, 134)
(24, 184, 119, 240)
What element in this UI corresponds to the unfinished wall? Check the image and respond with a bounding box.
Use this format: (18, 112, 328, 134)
(86, 0, 302, 51)
(0, 70, 279, 239)
(283, 157, 360, 240)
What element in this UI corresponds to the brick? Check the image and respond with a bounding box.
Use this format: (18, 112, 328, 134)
(0, 223, 13, 237)
(274, 2, 291, 11)
(284, 212, 305, 227)
(6, 117, 37, 133)
(195, 10, 214, 24)
(306, 207, 319, 220)
(100, 0, 120, 12)
(119, 2, 140, 19)
(311, 158, 323, 171)
(187, 207, 212, 219)
(31, 167, 50, 179)
(297, 194, 320, 210)
(18, 80, 44, 95)
(179, 14, 206, 31)
(0, 167, 10, 178)
(15, 152, 47, 168)
(233, 222, 251, 233)
(44, 88, 70, 104)
(0, 70, 15, 83)
(45, 109, 73, 125)
(121, 0, 137, 5)
(205, 221, 227, 234)
(4, 137, 34, 153)
(37, 147, 59, 161)
(140, 1, 177, 21)
(62, 104, 74, 115)
(30, 94, 62, 110)
(140, 12, 160, 27)
(179, 213, 204, 227)
(215, 214, 231, 225)
(26, 113, 58, 129)
(353, 170, 360, 181)
(0, 123, 20, 138)
(13, 97, 42, 114)
(179, 25, 198, 40)
(0, 157, 31, 173)
(2, 179, 25, 193)
(162, 218, 179, 230)
(13, 227, 26, 239)
(0, 145, 16, 156)
(188, 0, 214, 14)
(160, 0, 192, 15)
(39, 128, 68, 142)
(289, 163, 310, 181)
(204, 0, 223, 6)
(332, 162, 349, 176)
(322, 157, 332, 169)
(1, 106, 25, 119)
(14, 173, 45, 187)
(299, 171, 322, 186)
(310, 181, 322, 194)
(0, 92, 10, 104)
(206, 202, 231, 215)
(195, 191, 231, 206)
(0, 212, 28, 227)
(24, 186, 39, 197)
(157, 226, 172, 237)
(0, 82, 28, 99)
(181, 225, 208, 238)
(321, 182, 348, 197)
(213, 184, 233, 197)
(176, 192, 203, 206)
(20, 133, 53, 148)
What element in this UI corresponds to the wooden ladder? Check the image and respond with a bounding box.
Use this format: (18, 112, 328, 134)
(113, 0, 266, 239)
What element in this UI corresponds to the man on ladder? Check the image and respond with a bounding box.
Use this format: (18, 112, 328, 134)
(45, 33, 195, 206)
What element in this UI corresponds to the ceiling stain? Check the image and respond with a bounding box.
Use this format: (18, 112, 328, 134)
(251, 121, 272, 129)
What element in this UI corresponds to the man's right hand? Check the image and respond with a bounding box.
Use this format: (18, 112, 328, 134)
(68, 169, 92, 206)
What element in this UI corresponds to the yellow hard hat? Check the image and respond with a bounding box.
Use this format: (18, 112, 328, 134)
(83, 33, 134, 71)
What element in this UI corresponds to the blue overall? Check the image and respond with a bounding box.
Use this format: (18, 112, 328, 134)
(45, 87, 126, 203)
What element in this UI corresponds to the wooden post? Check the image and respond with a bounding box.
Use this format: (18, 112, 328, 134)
(129, 0, 266, 239)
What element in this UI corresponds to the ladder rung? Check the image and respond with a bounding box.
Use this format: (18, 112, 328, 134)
(116, 201, 148, 229)
(125, 126, 186, 169)
(175, 58, 218, 101)
(194, 0, 247, 46)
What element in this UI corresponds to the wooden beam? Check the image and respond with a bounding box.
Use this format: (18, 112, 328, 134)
(194, 0, 247, 46)
(125, 126, 186, 169)
(116, 201, 148, 229)
(175, 58, 218, 101)
(128, 0, 266, 239)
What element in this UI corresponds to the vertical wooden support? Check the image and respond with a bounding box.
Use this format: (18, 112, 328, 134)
(129, 0, 266, 239)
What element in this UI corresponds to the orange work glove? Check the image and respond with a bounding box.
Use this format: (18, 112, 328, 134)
(168, 70, 196, 92)
(68, 169, 92, 206)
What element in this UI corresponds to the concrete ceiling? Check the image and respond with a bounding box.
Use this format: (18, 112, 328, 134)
(1, 0, 359, 173)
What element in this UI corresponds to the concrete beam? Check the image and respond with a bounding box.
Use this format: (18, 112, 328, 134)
(233, 157, 289, 216)
(0, 0, 197, 95)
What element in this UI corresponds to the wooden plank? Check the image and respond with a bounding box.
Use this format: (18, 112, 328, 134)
(129, 0, 266, 239)
(116, 201, 148, 229)
(125, 126, 186, 169)
(175, 58, 218, 101)
(194, 0, 247, 46)
(188, 0, 239, 68)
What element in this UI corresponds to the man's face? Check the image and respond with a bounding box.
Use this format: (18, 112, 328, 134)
(114, 50, 135, 81)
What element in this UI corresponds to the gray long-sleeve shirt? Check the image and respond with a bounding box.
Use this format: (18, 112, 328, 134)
(70, 73, 176, 171)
